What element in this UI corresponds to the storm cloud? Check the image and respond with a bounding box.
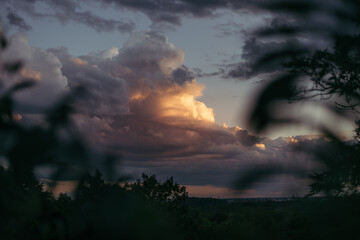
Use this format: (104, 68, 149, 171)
(3, 30, 325, 196)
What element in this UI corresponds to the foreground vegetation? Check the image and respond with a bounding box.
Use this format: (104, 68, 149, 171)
(2, 168, 360, 240)
(185, 197, 360, 240)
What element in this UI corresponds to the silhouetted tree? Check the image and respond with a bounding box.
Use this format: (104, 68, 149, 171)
(284, 34, 360, 129)
(281, 25, 360, 197)
(124, 173, 188, 203)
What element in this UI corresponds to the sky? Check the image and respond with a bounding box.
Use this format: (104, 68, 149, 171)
(0, 0, 356, 198)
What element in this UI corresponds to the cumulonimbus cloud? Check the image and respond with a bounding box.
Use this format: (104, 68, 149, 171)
(3, 30, 325, 196)
(60, 31, 320, 195)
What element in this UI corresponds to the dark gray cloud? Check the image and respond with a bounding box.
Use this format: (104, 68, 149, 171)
(58, 10, 135, 33)
(13, 0, 351, 31)
(118, 134, 324, 194)
(226, 37, 306, 79)
(49, 47, 129, 116)
(84, 0, 254, 25)
(221, 15, 318, 79)
(3, 0, 135, 33)
(172, 65, 194, 85)
(236, 129, 261, 147)
(193, 67, 224, 78)
(1, 0, 261, 32)
(6, 10, 32, 31)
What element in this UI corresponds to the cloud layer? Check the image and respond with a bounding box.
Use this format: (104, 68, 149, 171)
(1, 0, 135, 33)
(0, 0, 267, 32)
(3, 30, 325, 197)
(2, 0, 357, 84)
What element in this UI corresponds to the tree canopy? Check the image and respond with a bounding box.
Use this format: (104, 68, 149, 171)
(123, 173, 188, 203)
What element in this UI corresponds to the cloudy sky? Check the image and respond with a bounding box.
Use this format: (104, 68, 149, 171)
(0, 0, 355, 197)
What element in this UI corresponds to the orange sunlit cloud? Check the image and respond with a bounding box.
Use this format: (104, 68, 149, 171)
(20, 68, 42, 81)
(137, 80, 215, 123)
(70, 57, 89, 66)
(255, 143, 266, 150)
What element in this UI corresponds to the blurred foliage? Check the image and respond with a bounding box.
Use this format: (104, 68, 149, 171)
(239, 0, 360, 197)
(283, 34, 360, 121)
(0, 166, 187, 239)
(306, 141, 360, 196)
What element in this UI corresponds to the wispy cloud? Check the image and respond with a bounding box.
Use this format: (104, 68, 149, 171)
(3, 0, 135, 33)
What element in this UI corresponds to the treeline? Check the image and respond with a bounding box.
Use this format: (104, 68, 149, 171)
(2, 165, 360, 240)
(0, 31, 187, 240)
(0, 168, 190, 239)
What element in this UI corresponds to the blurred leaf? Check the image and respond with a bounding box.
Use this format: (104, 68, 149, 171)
(254, 48, 309, 72)
(46, 99, 74, 127)
(249, 73, 299, 132)
(0, 33, 7, 49)
(257, 26, 303, 37)
(2, 61, 23, 73)
(10, 80, 36, 92)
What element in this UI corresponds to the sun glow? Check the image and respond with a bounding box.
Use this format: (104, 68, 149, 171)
(255, 143, 266, 150)
(158, 81, 215, 122)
